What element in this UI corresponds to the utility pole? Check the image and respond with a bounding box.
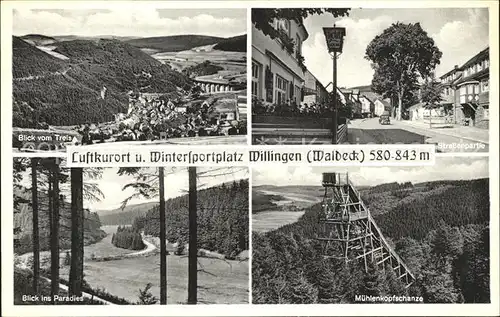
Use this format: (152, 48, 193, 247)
(187, 167, 197, 304)
(159, 167, 167, 305)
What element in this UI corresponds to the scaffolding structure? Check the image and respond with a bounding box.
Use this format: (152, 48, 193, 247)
(317, 172, 415, 288)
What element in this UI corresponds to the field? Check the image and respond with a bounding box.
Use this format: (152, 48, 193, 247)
(60, 253, 249, 304)
(152, 49, 246, 72)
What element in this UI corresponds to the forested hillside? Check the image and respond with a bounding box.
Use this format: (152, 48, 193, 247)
(125, 35, 223, 52)
(12, 37, 193, 127)
(213, 34, 246, 52)
(182, 61, 223, 78)
(13, 36, 67, 78)
(252, 178, 490, 303)
(14, 189, 106, 255)
(133, 180, 249, 258)
(99, 202, 158, 226)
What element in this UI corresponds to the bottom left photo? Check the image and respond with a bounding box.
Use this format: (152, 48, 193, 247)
(12, 158, 249, 305)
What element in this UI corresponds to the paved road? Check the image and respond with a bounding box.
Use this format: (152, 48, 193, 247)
(346, 117, 488, 152)
(347, 118, 426, 145)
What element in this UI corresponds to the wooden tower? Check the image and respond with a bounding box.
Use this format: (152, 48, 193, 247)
(317, 172, 415, 288)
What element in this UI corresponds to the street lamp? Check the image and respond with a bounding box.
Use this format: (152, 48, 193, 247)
(323, 25, 346, 144)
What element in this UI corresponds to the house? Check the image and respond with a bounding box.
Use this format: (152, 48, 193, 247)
(359, 95, 374, 118)
(408, 102, 443, 121)
(340, 88, 362, 118)
(252, 16, 309, 106)
(303, 69, 329, 105)
(437, 47, 489, 128)
(374, 99, 391, 117)
(453, 47, 489, 128)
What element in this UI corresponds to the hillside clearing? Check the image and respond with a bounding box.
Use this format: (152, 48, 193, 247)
(59, 254, 249, 304)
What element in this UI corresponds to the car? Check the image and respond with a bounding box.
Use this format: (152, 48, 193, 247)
(379, 110, 391, 125)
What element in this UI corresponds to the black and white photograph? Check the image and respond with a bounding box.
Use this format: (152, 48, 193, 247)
(251, 8, 489, 152)
(252, 158, 490, 303)
(12, 8, 247, 152)
(13, 159, 249, 304)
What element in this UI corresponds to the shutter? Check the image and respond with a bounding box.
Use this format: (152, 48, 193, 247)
(289, 82, 294, 99)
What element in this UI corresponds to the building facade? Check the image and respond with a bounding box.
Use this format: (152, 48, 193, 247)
(252, 17, 309, 106)
(439, 47, 489, 129)
(359, 95, 374, 118)
(303, 69, 329, 105)
(374, 99, 391, 117)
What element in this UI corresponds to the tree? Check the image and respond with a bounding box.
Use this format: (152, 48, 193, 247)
(118, 167, 175, 305)
(365, 22, 442, 120)
(30, 158, 40, 293)
(49, 158, 61, 303)
(158, 167, 167, 304)
(252, 9, 350, 40)
(187, 167, 198, 304)
(252, 8, 350, 71)
(137, 283, 158, 305)
(420, 77, 444, 128)
(361, 261, 385, 296)
(69, 168, 84, 296)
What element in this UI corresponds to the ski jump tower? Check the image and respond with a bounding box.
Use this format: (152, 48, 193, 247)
(317, 172, 415, 288)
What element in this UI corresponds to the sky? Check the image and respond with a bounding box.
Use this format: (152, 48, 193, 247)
(18, 166, 249, 212)
(12, 8, 247, 38)
(253, 157, 489, 187)
(302, 8, 489, 89)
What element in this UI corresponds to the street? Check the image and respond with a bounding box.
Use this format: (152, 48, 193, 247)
(346, 118, 489, 152)
(347, 118, 426, 144)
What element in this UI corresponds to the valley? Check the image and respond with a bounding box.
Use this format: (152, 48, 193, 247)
(252, 186, 323, 232)
(12, 33, 247, 146)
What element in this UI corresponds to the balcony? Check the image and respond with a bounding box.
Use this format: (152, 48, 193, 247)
(459, 93, 480, 104)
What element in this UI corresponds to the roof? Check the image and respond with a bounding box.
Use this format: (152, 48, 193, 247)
(461, 47, 489, 69)
(439, 67, 460, 79)
(455, 68, 489, 86)
(348, 84, 372, 92)
(438, 47, 488, 80)
(362, 91, 382, 103)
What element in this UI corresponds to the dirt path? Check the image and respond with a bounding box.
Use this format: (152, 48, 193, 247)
(14, 67, 71, 81)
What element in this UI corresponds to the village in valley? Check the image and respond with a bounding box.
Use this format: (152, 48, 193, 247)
(12, 9, 248, 151)
(251, 8, 489, 151)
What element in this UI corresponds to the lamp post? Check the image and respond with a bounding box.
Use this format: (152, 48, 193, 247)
(323, 25, 346, 144)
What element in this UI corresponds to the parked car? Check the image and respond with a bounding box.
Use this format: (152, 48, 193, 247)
(379, 111, 391, 125)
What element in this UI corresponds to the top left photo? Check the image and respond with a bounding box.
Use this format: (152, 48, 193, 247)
(12, 8, 248, 153)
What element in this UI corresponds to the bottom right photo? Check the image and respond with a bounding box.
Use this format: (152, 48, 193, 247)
(252, 157, 490, 304)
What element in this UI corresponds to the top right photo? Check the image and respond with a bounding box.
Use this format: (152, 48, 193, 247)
(251, 8, 490, 152)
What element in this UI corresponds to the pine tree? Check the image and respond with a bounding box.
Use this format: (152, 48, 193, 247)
(137, 283, 158, 305)
(361, 261, 384, 296)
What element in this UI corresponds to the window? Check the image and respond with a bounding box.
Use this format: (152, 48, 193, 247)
(251, 61, 261, 98)
(275, 75, 289, 104)
(295, 34, 302, 59)
(460, 86, 467, 95)
(481, 79, 489, 92)
(295, 85, 301, 104)
(277, 19, 290, 37)
(484, 59, 489, 69)
(477, 62, 483, 72)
